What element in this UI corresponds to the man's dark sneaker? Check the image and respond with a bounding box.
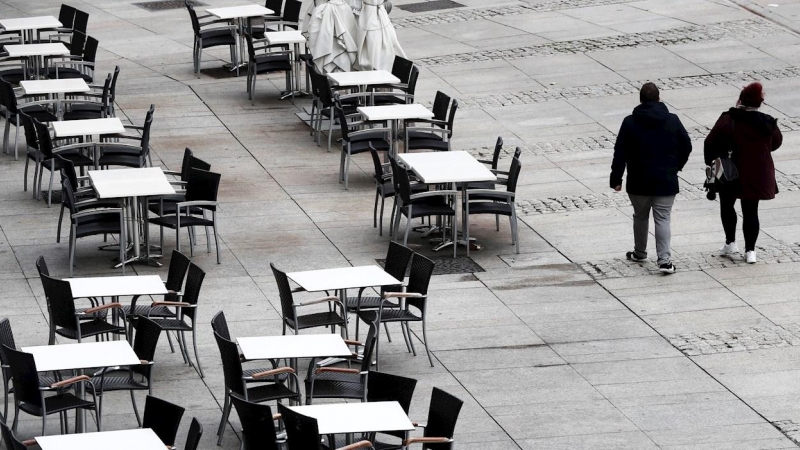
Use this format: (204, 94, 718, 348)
(659, 262, 676, 274)
(626, 251, 646, 262)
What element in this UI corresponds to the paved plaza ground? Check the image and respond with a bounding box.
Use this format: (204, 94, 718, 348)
(3, 0, 800, 448)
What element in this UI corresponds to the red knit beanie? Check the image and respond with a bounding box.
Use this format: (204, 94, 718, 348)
(739, 82, 764, 108)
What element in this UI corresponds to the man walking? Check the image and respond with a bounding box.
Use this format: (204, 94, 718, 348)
(610, 82, 692, 274)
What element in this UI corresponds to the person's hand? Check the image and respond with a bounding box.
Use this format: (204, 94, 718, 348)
(614, 185, 621, 192)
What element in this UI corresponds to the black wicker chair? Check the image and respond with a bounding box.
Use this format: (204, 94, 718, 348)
(230, 395, 282, 450)
(279, 404, 374, 450)
(187, 3, 237, 76)
(403, 388, 463, 449)
(185, 417, 204, 450)
(270, 263, 347, 337)
(0, 420, 28, 450)
(142, 395, 184, 447)
(404, 96, 458, 152)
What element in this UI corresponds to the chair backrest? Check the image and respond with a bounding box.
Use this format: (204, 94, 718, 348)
(210, 310, 230, 340)
(68, 30, 85, 57)
(109, 65, 121, 108)
(33, 118, 54, 159)
(506, 156, 521, 194)
(73, 9, 88, 34)
(181, 263, 205, 322)
(35, 255, 50, 277)
(84, 36, 98, 64)
(270, 264, 296, 324)
(165, 250, 191, 301)
(213, 330, 245, 396)
(2, 346, 42, 410)
(0, 318, 16, 369)
(96, 72, 111, 114)
(244, 32, 256, 63)
(185, 168, 220, 212)
(369, 144, 385, 185)
(40, 273, 78, 331)
(20, 112, 38, 150)
(142, 396, 185, 447)
(489, 136, 503, 170)
(265, 0, 283, 16)
(431, 91, 450, 124)
(0, 78, 18, 115)
(282, 0, 302, 26)
(186, 155, 211, 181)
(60, 175, 79, 217)
(383, 241, 413, 285)
(186, 4, 201, 36)
(359, 319, 379, 373)
(423, 388, 463, 449)
(0, 417, 26, 450)
(178, 148, 194, 178)
(131, 317, 162, 377)
(138, 104, 155, 166)
(391, 56, 413, 85)
(405, 253, 435, 312)
(367, 370, 417, 439)
(445, 99, 458, 137)
(389, 156, 412, 205)
(314, 70, 334, 108)
(279, 404, 323, 450)
(58, 4, 77, 30)
(184, 418, 203, 450)
(231, 396, 281, 450)
(406, 66, 420, 97)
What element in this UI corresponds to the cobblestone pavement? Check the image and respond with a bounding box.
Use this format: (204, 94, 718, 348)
(669, 324, 800, 357)
(460, 66, 800, 109)
(580, 242, 800, 279)
(391, 0, 636, 28)
(417, 20, 780, 67)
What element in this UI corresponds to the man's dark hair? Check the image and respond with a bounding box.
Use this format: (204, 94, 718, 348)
(639, 82, 660, 103)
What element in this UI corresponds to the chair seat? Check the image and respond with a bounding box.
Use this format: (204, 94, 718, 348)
(349, 137, 390, 155)
(237, 382, 297, 403)
(305, 372, 364, 399)
(466, 201, 513, 216)
(372, 95, 406, 105)
(253, 54, 292, 74)
(123, 304, 176, 319)
(286, 311, 346, 331)
(465, 181, 495, 191)
(407, 138, 448, 152)
(96, 374, 148, 392)
(46, 67, 92, 82)
(55, 319, 126, 340)
(0, 68, 25, 83)
(17, 105, 58, 123)
(73, 214, 122, 238)
(351, 130, 390, 144)
(98, 153, 144, 168)
(377, 179, 426, 198)
(358, 308, 421, 324)
(345, 295, 399, 311)
(98, 143, 141, 157)
(150, 318, 191, 332)
(42, 152, 94, 169)
(147, 199, 205, 217)
(402, 197, 455, 219)
(407, 130, 444, 142)
(63, 109, 102, 121)
(150, 214, 213, 229)
(199, 29, 236, 48)
(19, 393, 94, 416)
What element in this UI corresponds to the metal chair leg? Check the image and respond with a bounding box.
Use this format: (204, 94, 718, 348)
(422, 319, 434, 367)
(130, 390, 141, 427)
(192, 326, 204, 378)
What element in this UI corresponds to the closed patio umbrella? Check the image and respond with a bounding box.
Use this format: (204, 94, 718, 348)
(355, 0, 405, 71)
(303, 0, 358, 73)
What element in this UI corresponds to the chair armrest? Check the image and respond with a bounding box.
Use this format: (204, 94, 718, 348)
(139, 359, 154, 365)
(337, 441, 373, 450)
(403, 437, 452, 446)
(466, 189, 514, 200)
(151, 301, 190, 307)
(176, 200, 217, 208)
(383, 292, 423, 299)
(49, 375, 91, 389)
(272, 413, 282, 421)
(53, 142, 94, 153)
(84, 303, 122, 314)
(316, 367, 360, 375)
(162, 170, 181, 176)
(72, 208, 122, 219)
(21, 439, 36, 447)
(410, 190, 457, 200)
(343, 339, 364, 346)
(298, 296, 340, 307)
(349, 128, 390, 139)
(251, 367, 295, 379)
(74, 198, 116, 208)
(405, 118, 447, 127)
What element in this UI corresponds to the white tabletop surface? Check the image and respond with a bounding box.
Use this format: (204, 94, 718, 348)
(89, 167, 176, 199)
(5, 42, 69, 57)
(21, 341, 140, 372)
(357, 103, 434, 122)
(20, 78, 90, 95)
(206, 4, 274, 19)
(399, 150, 497, 184)
(264, 30, 306, 45)
(289, 402, 414, 435)
(287, 265, 402, 292)
(0, 16, 61, 32)
(238, 334, 352, 360)
(66, 274, 168, 299)
(36, 428, 165, 450)
(327, 70, 400, 87)
(51, 117, 126, 138)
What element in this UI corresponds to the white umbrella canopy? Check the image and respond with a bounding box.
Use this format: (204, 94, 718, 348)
(355, 0, 405, 71)
(303, 0, 358, 73)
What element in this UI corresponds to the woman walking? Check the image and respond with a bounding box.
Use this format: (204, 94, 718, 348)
(704, 82, 783, 263)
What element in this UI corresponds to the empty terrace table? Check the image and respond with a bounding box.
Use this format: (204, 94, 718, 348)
(399, 151, 496, 253)
(238, 334, 352, 384)
(206, 4, 275, 73)
(88, 167, 176, 268)
(20, 79, 90, 118)
(22, 341, 140, 433)
(264, 30, 307, 98)
(0, 16, 61, 44)
(51, 117, 126, 167)
(327, 70, 400, 91)
(357, 104, 433, 155)
(5, 42, 69, 79)
(36, 428, 165, 450)
(289, 401, 414, 443)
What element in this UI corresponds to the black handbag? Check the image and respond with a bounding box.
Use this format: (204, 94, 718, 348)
(713, 120, 739, 184)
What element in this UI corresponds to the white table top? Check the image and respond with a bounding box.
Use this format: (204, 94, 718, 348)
(66, 275, 168, 299)
(89, 167, 176, 199)
(327, 70, 400, 87)
(206, 4, 274, 19)
(21, 341, 140, 372)
(238, 334, 352, 360)
(36, 429, 165, 450)
(264, 30, 306, 45)
(399, 150, 497, 184)
(287, 265, 402, 292)
(0, 16, 61, 32)
(5, 42, 69, 57)
(357, 103, 434, 122)
(20, 78, 90, 95)
(51, 117, 126, 138)
(289, 402, 414, 435)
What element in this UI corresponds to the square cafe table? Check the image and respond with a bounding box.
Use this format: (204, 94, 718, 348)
(206, 4, 275, 73)
(357, 104, 434, 155)
(327, 70, 400, 89)
(52, 118, 127, 166)
(5, 43, 69, 80)
(20, 79, 90, 119)
(289, 401, 414, 436)
(21, 341, 140, 432)
(88, 168, 176, 268)
(264, 30, 307, 99)
(399, 151, 496, 254)
(67, 274, 168, 299)
(36, 428, 165, 450)
(0, 16, 61, 44)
